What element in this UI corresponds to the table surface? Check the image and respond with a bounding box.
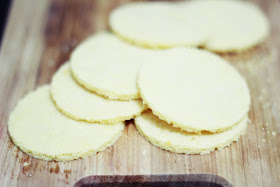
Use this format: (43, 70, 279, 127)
(0, 0, 280, 186)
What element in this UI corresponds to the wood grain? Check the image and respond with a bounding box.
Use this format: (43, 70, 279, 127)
(0, 0, 280, 186)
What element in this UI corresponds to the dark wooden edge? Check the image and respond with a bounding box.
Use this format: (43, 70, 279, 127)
(0, 0, 12, 46)
(74, 174, 232, 187)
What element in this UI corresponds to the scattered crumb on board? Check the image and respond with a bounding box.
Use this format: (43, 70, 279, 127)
(142, 150, 146, 155)
(23, 162, 29, 167)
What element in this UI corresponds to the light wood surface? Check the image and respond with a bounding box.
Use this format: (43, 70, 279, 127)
(0, 0, 280, 186)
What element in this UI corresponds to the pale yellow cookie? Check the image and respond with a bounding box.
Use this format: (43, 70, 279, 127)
(135, 111, 247, 154)
(182, 0, 269, 52)
(70, 32, 152, 100)
(51, 63, 146, 123)
(138, 48, 250, 133)
(110, 0, 269, 52)
(8, 86, 125, 161)
(109, 1, 209, 48)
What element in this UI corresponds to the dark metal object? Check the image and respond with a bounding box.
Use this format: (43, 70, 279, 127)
(74, 174, 233, 187)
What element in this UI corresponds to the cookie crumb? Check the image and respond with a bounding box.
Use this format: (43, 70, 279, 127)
(262, 102, 270, 109)
(23, 162, 29, 167)
(142, 150, 146, 155)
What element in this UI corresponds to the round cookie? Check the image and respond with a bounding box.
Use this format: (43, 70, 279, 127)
(8, 86, 125, 161)
(191, 0, 269, 52)
(109, 1, 209, 48)
(51, 63, 146, 123)
(135, 111, 248, 154)
(70, 32, 152, 100)
(138, 48, 250, 133)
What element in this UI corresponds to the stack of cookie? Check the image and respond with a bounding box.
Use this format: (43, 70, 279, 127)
(8, 0, 268, 161)
(8, 33, 149, 161)
(135, 48, 251, 154)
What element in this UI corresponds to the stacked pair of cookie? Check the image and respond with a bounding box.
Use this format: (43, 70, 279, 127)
(110, 0, 269, 52)
(135, 48, 251, 154)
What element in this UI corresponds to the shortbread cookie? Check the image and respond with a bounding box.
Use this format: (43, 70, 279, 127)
(138, 48, 250, 133)
(109, 1, 209, 48)
(189, 0, 269, 52)
(70, 32, 152, 100)
(135, 111, 247, 154)
(8, 86, 125, 161)
(51, 63, 146, 123)
(110, 0, 269, 52)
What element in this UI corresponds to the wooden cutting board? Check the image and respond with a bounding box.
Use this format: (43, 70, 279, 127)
(0, 0, 279, 186)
